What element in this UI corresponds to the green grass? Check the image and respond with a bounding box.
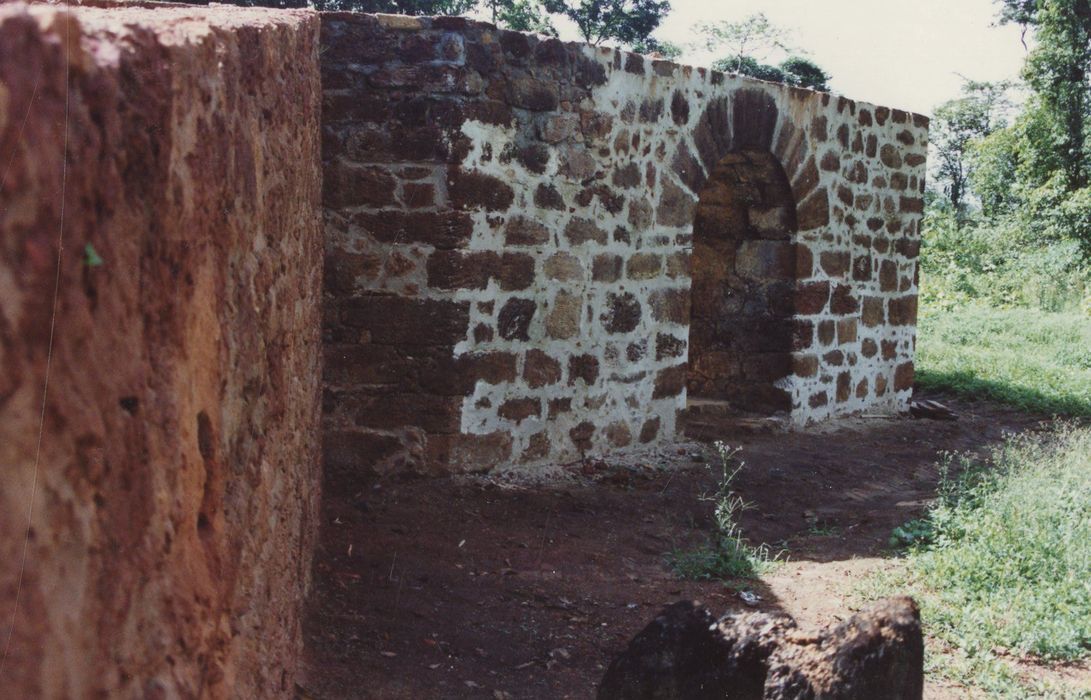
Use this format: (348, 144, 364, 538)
(915, 304, 1091, 416)
(871, 426, 1091, 698)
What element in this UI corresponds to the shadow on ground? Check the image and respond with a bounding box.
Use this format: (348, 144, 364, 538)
(300, 393, 1048, 699)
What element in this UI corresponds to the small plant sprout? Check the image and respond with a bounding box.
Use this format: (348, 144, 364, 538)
(669, 441, 780, 581)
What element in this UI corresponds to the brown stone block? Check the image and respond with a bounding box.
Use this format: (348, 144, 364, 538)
(498, 397, 541, 422)
(796, 188, 830, 231)
(817, 320, 836, 346)
(793, 354, 819, 378)
(569, 421, 595, 452)
(353, 394, 462, 434)
(324, 160, 396, 208)
(565, 217, 609, 245)
(861, 297, 885, 327)
(324, 428, 404, 476)
(742, 353, 792, 382)
(448, 168, 514, 211)
(427, 431, 513, 473)
(525, 349, 562, 388)
(627, 253, 662, 280)
(888, 296, 918, 326)
(853, 255, 873, 281)
(544, 252, 584, 281)
(426, 250, 499, 290)
(465, 351, 519, 386)
(809, 391, 829, 408)
(656, 178, 696, 227)
(569, 354, 600, 385)
(665, 252, 691, 279)
(652, 365, 687, 399)
(795, 281, 830, 315)
(656, 334, 686, 360)
(546, 290, 581, 339)
(736, 241, 795, 279)
(879, 144, 902, 169)
(522, 432, 551, 462)
(342, 297, 469, 346)
(605, 421, 633, 447)
(592, 254, 623, 282)
(498, 298, 536, 341)
(549, 397, 573, 417)
(639, 417, 661, 443)
(836, 371, 852, 403)
(504, 216, 551, 246)
(507, 76, 559, 111)
(830, 284, 859, 314)
(601, 292, 642, 334)
(837, 318, 858, 343)
(820, 251, 850, 278)
(499, 253, 535, 291)
(875, 373, 889, 396)
(879, 260, 898, 291)
(649, 288, 690, 324)
(894, 361, 914, 391)
(352, 210, 473, 250)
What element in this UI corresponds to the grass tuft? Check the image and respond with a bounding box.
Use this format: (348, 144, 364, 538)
(669, 442, 778, 581)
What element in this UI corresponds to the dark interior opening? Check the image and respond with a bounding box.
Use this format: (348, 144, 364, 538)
(687, 149, 800, 416)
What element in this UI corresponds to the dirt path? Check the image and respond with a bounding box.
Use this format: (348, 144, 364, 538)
(299, 395, 1051, 699)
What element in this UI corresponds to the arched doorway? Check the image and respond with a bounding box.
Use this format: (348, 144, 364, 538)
(687, 149, 800, 418)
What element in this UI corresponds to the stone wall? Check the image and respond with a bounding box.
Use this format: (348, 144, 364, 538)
(321, 13, 928, 474)
(0, 4, 321, 698)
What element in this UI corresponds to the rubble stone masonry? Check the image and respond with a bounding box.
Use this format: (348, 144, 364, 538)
(321, 13, 928, 474)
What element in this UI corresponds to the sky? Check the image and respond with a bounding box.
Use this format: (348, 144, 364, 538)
(546, 0, 1030, 116)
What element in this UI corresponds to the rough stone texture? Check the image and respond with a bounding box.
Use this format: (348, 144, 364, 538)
(598, 598, 924, 699)
(320, 13, 927, 471)
(0, 4, 321, 698)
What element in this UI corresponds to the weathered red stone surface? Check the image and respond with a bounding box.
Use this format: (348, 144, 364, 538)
(0, 4, 321, 697)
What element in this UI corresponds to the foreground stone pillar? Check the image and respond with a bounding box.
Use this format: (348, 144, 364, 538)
(0, 4, 322, 697)
(599, 598, 924, 699)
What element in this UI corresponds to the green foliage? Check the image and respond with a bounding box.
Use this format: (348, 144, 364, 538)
(711, 55, 830, 91)
(930, 80, 1012, 217)
(540, 0, 669, 46)
(888, 517, 934, 549)
(919, 201, 1091, 311)
(83, 243, 104, 268)
(871, 427, 1091, 696)
(1017, 0, 1091, 190)
(914, 303, 1091, 416)
(968, 126, 1022, 217)
(697, 14, 830, 90)
(482, 0, 556, 34)
(669, 442, 777, 581)
(777, 56, 830, 91)
(629, 36, 682, 59)
(694, 13, 791, 66)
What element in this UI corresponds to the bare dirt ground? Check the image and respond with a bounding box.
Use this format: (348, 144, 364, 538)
(298, 394, 1065, 699)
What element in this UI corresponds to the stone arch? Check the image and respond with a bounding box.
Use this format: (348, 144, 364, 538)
(681, 88, 826, 420)
(687, 150, 800, 414)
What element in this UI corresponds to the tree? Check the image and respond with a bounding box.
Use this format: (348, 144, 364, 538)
(482, 0, 556, 34)
(695, 13, 792, 73)
(999, 0, 1091, 190)
(930, 81, 1013, 220)
(540, 0, 670, 46)
(778, 56, 830, 91)
(630, 36, 683, 59)
(700, 15, 831, 90)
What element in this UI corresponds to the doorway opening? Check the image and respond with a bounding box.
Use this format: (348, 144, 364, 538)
(687, 149, 800, 420)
